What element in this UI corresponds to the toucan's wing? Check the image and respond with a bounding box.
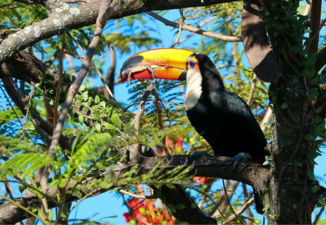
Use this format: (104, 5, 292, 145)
(209, 90, 267, 156)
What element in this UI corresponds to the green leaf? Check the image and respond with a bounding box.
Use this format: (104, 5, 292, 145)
(264, 123, 271, 128)
(295, 161, 302, 167)
(319, 198, 326, 206)
(120, 155, 128, 162)
(107, 215, 118, 218)
(307, 170, 314, 180)
(95, 95, 100, 103)
(111, 114, 121, 129)
(48, 209, 54, 221)
(281, 103, 288, 109)
(305, 134, 314, 140)
(95, 123, 101, 133)
(190, 203, 198, 208)
(176, 204, 186, 209)
(87, 97, 93, 107)
(103, 123, 116, 130)
(168, 203, 176, 213)
(316, 107, 322, 113)
(96, 162, 105, 170)
(80, 84, 86, 91)
(91, 114, 100, 121)
(311, 185, 318, 193)
(38, 209, 43, 216)
(79, 114, 84, 124)
(18, 185, 25, 193)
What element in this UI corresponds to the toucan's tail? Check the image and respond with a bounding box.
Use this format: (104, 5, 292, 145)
(253, 188, 264, 214)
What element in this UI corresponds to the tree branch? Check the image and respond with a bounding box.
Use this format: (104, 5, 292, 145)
(0, 155, 269, 224)
(315, 47, 326, 73)
(308, 0, 321, 54)
(105, 45, 116, 99)
(221, 198, 255, 224)
(147, 11, 242, 42)
(241, 1, 280, 83)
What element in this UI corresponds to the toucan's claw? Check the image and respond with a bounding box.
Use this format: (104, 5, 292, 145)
(127, 70, 132, 85)
(190, 151, 211, 161)
(231, 152, 251, 170)
(145, 65, 156, 79)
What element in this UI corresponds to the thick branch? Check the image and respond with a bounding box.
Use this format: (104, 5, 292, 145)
(315, 47, 326, 73)
(241, 1, 280, 83)
(0, 155, 269, 224)
(308, 0, 321, 54)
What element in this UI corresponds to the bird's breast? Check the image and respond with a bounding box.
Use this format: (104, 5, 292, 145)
(185, 69, 202, 110)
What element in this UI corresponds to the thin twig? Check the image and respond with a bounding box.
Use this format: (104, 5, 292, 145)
(115, 188, 149, 199)
(146, 12, 242, 42)
(53, 32, 66, 128)
(65, 53, 76, 77)
(106, 44, 116, 98)
(246, 74, 257, 106)
(134, 79, 157, 133)
(21, 84, 36, 139)
(311, 17, 326, 44)
(313, 206, 324, 224)
(222, 179, 244, 224)
(171, 9, 184, 48)
(242, 183, 253, 224)
(198, 182, 213, 209)
(221, 198, 255, 224)
(174, 17, 215, 47)
(151, 88, 172, 156)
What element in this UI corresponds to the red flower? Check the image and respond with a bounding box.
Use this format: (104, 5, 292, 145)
(123, 213, 132, 222)
(193, 176, 213, 185)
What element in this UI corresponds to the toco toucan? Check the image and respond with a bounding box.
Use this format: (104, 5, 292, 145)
(118, 48, 268, 214)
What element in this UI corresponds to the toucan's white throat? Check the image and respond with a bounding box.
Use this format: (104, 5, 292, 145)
(185, 69, 202, 110)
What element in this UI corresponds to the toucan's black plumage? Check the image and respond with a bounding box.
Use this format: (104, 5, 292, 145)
(186, 54, 267, 214)
(187, 54, 267, 163)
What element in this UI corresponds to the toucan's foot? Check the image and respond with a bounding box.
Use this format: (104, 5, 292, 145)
(145, 65, 156, 79)
(127, 70, 132, 85)
(190, 151, 212, 161)
(231, 152, 252, 170)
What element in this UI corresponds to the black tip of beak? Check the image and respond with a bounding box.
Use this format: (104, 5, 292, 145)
(178, 71, 187, 81)
(120, 55, 144, 75)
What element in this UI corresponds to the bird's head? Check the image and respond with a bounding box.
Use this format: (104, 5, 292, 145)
(117, 48, 200, 83)
(117, 48, 224, 92)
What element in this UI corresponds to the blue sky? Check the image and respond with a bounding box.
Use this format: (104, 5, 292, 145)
(2, 5, 326, 225)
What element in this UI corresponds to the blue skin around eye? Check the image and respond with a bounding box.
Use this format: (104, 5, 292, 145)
(190, 61, 195, 69)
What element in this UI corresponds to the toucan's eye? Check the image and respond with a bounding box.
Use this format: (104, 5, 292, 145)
(189, 60, 195, 69)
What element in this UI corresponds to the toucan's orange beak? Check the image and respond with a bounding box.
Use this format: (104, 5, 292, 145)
(117, 48, 196, 83)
